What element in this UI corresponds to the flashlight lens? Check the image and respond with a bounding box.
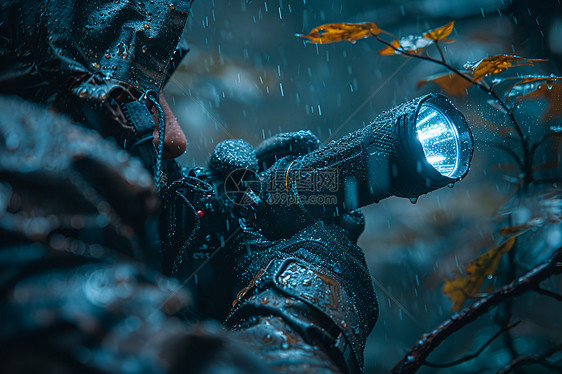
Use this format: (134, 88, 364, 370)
(415, 104, 461, 178)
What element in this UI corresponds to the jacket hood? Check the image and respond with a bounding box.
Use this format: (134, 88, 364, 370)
(0, 0, 192, 100)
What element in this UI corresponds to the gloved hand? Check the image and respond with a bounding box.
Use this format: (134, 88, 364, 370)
(165, 132, 378, 372)
(205, 133, 378, 372)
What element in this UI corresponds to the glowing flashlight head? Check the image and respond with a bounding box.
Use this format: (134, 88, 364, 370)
(415, 103, 461, 178)
(377, 93, 473, 199)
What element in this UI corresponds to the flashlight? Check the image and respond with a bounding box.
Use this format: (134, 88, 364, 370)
(254, 93, 473, 236)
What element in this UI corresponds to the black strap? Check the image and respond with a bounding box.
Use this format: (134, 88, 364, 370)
(121, 100, 157, 170)
(120, 91, 167, 191)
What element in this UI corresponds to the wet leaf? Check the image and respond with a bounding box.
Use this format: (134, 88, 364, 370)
(443, 236, 516, 311)
(296, 22, 382, 44)
(466, 55, 546, 83)
(377, 40, 401, 55)
(505, 75, 562, 101)
(397, 35, 433, 53)
(517, 81, 562, 122)
(378, 35, 437, 56)
(516, 74, 562, 85)
(422, 21, 455, 41)
(499, 218, 541, 236)
(417, 72, 473, 96)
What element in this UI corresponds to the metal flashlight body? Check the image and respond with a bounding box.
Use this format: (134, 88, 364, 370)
(256, 93, 473, 238)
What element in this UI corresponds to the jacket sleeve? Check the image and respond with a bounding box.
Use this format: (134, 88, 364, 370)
(223, 224, 379, 373)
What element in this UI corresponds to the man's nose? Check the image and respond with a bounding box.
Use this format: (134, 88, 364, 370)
(152, 94, 187, 159)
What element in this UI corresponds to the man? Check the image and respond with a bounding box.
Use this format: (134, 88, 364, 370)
(0, 1, 377, 372)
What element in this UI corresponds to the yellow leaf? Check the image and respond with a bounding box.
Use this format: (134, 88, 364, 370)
(443, 237, 516, 311)
(417, 72, 473, 96)
(500, 216, 559, 237)
(468, 55, 547, 83)
(515, 75, 562, 85)
(296, 22, 382, 44)
(423, 21, 455, 41)
(377, 40, 401, 56)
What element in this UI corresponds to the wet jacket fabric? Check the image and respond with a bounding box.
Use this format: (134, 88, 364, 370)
(0, 0, 189, 95)
(0, 0, 190, 143)
(0, 1, 377, 372)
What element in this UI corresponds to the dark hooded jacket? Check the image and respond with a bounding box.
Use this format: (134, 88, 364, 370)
(0, 0, 190, 143)
(0, 1, 377, 373)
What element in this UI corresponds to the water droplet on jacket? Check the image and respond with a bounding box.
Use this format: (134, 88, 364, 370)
(409, 197, 418, 204)
(281, 342, 289, 350)
(263, 334, 272, 343)
(448, 183, 455, 188)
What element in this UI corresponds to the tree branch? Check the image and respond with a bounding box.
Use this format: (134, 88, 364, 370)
(434, 41, 446, 63)
(536, 286, 562, 302)
(496, 344, 562, 374)
(372, 35, 532, 185)
(389, 247, 562, 374)
(531, 132, 562, 155)
(423, 320, 520, 368)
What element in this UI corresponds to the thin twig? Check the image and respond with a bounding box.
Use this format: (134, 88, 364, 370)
(389, 247, 562, 374)
(531, 132, 562, 155)
(496, 344, 562, 374)
(424, 320, 521, 368)
(434, 41, 446, 63)
(373, 35, 531, 185)
(536, 287, 562, 302)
